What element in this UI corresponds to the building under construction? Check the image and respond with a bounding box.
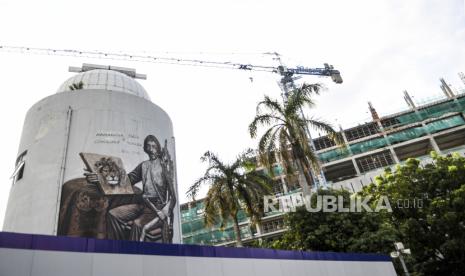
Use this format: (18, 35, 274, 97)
(181, 77, 465, 246)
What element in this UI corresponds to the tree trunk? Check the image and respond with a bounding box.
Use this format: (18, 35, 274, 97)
(291, 144, 313, 195)
(232, 214, 243, 247)
(297, 158, 313, 196)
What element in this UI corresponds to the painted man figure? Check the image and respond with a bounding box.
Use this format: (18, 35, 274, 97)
(87, 135, 176, 243)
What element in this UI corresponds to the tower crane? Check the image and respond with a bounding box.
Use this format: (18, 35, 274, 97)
(0, 45, 343, 189)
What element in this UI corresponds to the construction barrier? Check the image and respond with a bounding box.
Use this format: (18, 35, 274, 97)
(0, 232, 396, 276)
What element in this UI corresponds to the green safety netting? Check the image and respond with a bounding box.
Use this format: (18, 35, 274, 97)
(417, 101, 462, 120)
(181, 190, 305, 244)
(384, 98, 465, 129)
(182, 222, 253, 245)
(456, 96, 465, 108)
(426, 115, 465, 133)
(393, 112, 422, 127)
(382, 112, 421, 129)
(318, 148, 350, 163)
(181, 206, 202, 224)
(370, 115, 465, 148)
(272, 164, 284, 176)
(182, 219, 205, 233)
(181, 202, 249, 234)
(387, 126, 428, 144)
(349, 137, 389, 155)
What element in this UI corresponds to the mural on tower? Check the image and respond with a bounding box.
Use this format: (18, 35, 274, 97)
(58, 134, 177, 243)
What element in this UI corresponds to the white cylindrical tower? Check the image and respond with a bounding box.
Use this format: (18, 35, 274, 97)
(3, 64, 181, 244)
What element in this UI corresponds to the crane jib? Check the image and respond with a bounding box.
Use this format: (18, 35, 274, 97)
(287, 67, 331, 76)
(0, 45, 342, 83)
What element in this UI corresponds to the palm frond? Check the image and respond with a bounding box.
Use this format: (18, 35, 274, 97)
(298, 83, 325, 96)
(201, 151, 227, 171)
(258, 126, 283, 175)
(256, 95, 285, 116)
(248, 114, 284, 138)
(257, 124, 282, 153)
(285, 83, 326, 115)
(204, 181, 230, 227)
(187, 174, 221, 200)
(305, 117, 343, 145)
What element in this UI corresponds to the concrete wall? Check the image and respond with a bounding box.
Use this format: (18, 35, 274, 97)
(0, 232, 397, 276)
(0, 248, 397, 276)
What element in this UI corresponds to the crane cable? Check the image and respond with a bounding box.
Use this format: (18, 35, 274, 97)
(0, 45, 277, 73)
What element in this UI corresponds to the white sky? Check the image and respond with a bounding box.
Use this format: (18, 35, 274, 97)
(1, 0, 464, 227)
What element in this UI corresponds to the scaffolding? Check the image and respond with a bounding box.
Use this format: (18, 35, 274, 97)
(261, 218, 285, 234)
(284, 174, 301, 192)
(271, 179, 285, 195)
(313, 136, 337, 150)
(344, 122, 380, 141)
(356, 151, 395, 174)
(181, 200, 252, 245)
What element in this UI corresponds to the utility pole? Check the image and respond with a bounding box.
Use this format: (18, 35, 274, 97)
(391, 242, 411, 276)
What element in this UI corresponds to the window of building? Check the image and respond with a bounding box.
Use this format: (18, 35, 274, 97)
(261, 218, 285, 234)
(344, 122, 380, 141)
(313, 136, 336, 150)
(285, 175, 300, 192)
(11, 150, 27, 184)
(240, 225, 252, 239)
(272, 179, 284, 195)
(355, 151, 394, 173)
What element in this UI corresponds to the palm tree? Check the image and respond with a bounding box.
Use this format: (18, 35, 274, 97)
(249, 83, 341, 193)
(186, 150, 272, 247)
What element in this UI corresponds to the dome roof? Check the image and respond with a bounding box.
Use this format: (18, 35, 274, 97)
(57, 69, 150, 100)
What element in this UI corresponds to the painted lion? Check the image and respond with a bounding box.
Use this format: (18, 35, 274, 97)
(94, 157, 124, 186)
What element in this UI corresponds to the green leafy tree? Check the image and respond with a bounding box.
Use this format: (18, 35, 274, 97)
(359, 153, 465, 276)
(249, 83, 341, 192)
(256, 153, 465, 275)
(187, 150, 272, 247)
(261, 189, 396, 253)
